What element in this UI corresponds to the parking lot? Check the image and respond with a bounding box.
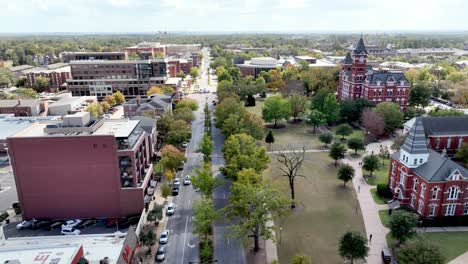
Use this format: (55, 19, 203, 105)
(0, 160, 18, 212)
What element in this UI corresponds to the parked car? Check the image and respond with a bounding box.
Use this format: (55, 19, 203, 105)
(182, 142, 188, 148)
(172, 186, 179, 196)
(167, 203, 176, 215)
(61, 219, 82, 229)
(118, 215, 140, 228)
(173, 178, 181, 187)
(381, 248, 392, 264)
(159, 230, 169, 244)
(77, 219, 97, 229)
(155, 245, 166, 262)
(49, 221, 64, 230)
(16, 219, 37, 230)
(61, 227, 81, 235)
(183, 175, 191, 185)
(32, 220, 52, 230)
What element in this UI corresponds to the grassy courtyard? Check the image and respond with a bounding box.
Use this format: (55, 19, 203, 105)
(363, 159, 390, 186)
(263, 152, 365, 264)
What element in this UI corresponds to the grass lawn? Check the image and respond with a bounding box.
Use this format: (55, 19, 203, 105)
(364, 159, 390, 186)
(330, 126, 364, 140)
(264, 153, 365, 264)
(387, 232, 468, 263)
(378, 209, 391, 227)
(371, 188, 389, 205)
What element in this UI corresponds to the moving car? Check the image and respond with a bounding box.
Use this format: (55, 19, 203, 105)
(159, 230, 169, 244)
(155, 245, 166, 262)
(16, 219, 37, 230)
(183, 175, 191, 185)
(173, 178, 181, 187)
(61, 219, 82, 229)
(61, 227, 81, 235)
(166, 203, 176, 215)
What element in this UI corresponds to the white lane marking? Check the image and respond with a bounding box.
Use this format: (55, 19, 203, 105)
(188, 199, 191, 205)
(181, 215, 189, 264)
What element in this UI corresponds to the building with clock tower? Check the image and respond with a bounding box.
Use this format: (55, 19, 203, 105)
(338, 37, 410, 110)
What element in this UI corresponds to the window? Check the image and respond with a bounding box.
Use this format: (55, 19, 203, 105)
(448, 186, 460, 200)
(391, 163, 396, 175)
(447, 137, 452, 148)
(410, 195, 415, 207)
(421, 184, 426, 198)
(458, 138, 464, 148)
(429, 205, 436, 216)
(413, 159, 417, 165)
(436, 138, 441, 149)
(418, 201, 424, 213)
(419, 159, 423, 164)
(390, 177, 394, 189)
(464, 204, 468, 215)
(432, 187, 439, 199)
(413, 178, 418, 191)
(399, 173, 406, 186)
(445, 204, 456, 216)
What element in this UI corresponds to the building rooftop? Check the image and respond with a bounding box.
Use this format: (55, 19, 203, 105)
(69, 58, 166, 64)
(0, 115, 57, 140)
(421, 116, 468, 136)
(23, 64, 71, 74)
(166, 77, 182, 85)
(295, 55, 316, 60)
(0, 244, 82, 264)
(236, 57, 281, 68)
(0, 99, 40, 108)
(93, 119, 140, 138)
(309, 59, 337, 67)
(9, 65, 35, 72)
(401, 118, 429, 155)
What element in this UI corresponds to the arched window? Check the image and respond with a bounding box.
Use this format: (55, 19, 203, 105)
(421, 184, 426, 198)
(432, 187, 439, 199)
(413, 178, 418, 191)
(448, 186, 460, 200)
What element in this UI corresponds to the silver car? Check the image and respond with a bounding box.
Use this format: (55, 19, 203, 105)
(155, 245, 166, 262)
(159, 230, 169, 244)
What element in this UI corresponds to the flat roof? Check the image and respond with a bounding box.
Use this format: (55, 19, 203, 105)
(62, 51, 127, 55)
(0, 116, 55, 140)
(9, 65, 34, 72)
(296, 55, 316, 60)
(93, 119, 140, 138)
(166, 77, 182, 85)
(49, 96, 93, 107)
(0, 244, 81, 264)
(24, 65, 70, 74)
(69, 59, 166, 64)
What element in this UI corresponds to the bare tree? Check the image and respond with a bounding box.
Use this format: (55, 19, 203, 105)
(276, 147, 306, 208)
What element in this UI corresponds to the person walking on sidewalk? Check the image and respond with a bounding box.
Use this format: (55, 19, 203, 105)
(369, 234, 373, 244)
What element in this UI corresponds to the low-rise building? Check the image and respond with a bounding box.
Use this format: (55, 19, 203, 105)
(123, 94, 173, 118)
(0, 99, 42, 116)
(7, 113, 155, 220)
(125, 42, 167, 57)
(397, 48, 468, 58)
(24, 63, 71, 89)
(8, 65, 35, 79)
(236, 57, 286, 78)
(47, 93, 97, 116)
(60, 51, 128, 62)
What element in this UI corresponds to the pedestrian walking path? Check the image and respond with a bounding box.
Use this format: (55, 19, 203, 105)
(449, 251, 468, 264)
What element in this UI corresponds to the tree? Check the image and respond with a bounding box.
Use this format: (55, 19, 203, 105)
(160, 145, 186, 172)
(362, 154, 380, 177)
(307, 110, 326, 133)
(289, 93, 308, 122)
(392, 134, 407, 150)
(379, 145, 390, 165)
(429, 108, 466, 117)
(214, 97, 246, 128)
(347, 137, 365, 154)
(446, 71, 467, 82)
(389, 211, 419, 245)
(192, 163, 223, 199)
(329, 142, 346, 167)
(226, 181, 288, 252)
(455, 142, 468, 164)
(189, 66, 200, 79)
(0, 68, 15, 88)
(218, 71, 233, 82)
(103, 95, 116, 106)
(146, 205, 163, 225)
(243, 112, 265, 140)
(160, 183, 171, 199)
(337, 164, 355, 186)
(338, 231, 369, 264)
(221, 114, 245, 137)
(340, 99, 373, 123)
(265, 130, 275, 149)
(176, 98, 199, 111)
(164, 169, 174, 183)
(139, 230, 156, 250)
(166, 120, 191, 146)
(361, 109, 385, 138)
(112, 91, 125, 105)
(193, 199, 218, 241)
(33, 76, 50, 92)
(173, 107, 194, 122)
(198, 133, 213, 162)
(176, 71, 186, 78)
(14, 88, 38, 99)
(276, 148, 306, 208)
(409, 82, 432, 108)
(157, 114, 174, 142)
(100, 101, 111, 113)
(147, 86, 175, 96)
(319, 132, 333, 147)
(398, 240, 445, 264)
(227, 67, 241, 81)
(85, 103, 103, 119)
(375, 102, 404, 134)
(335, 124, 353, 140)
(322, 93, 341, 124)
(291, 253, 311, 264)
(262, 95, 291, 128)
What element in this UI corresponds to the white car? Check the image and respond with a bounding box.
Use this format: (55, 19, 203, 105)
(16, 219, 37, 230)
(183, 175, 191, 185)
(155, 245, 166, 262)
(159, 230, 169, 244)
(173, 178, 181, 187)
(61, 227, 81, 235)
(61, 219, 82, 229)
(167, 203, 176, 215)
(182, 142, 188, 148)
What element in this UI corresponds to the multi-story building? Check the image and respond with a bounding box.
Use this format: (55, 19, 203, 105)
(66, 59, 168, 99)
(397, 48, 468, 58)
(236, 57, 287, 78)
(0, 99, 42, 116)
(388, 118, 467, 218)
(125, 42, 167, 57)
(60, 51, 128, 62)
(165, 44, 201, 56)
(24, 63, 71, 89)
(7, 112, 156, 220)
(168, 58, 194, 76)
(338, 37, 410, 110)
(123, 94, 173, 118)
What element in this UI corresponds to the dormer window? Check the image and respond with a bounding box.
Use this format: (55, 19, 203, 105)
(376, 81, 381, 86)
(400, 80, 405, 86)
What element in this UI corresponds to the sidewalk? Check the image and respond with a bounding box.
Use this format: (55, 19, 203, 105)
(449, 251, 468, 264)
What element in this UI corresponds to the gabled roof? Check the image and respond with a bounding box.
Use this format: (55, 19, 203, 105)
(131, 116, 157, 135)
(421, 116, 468, 136)
(353, 37, 368, 55)
(401, 118, 429, 155)
(412, 149, 467, 182)
(343, 53, 353, 64)
(366, 72, 407, 85)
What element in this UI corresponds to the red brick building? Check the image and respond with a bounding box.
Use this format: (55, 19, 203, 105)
(388, 118, 468, 218)
(25, 63, 71, 90)
(338, 37, 410, 110)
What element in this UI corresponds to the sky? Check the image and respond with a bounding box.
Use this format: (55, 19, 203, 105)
(1, 0, 467, 33)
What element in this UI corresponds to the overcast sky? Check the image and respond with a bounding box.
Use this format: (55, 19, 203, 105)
(1, 0, 467, 33)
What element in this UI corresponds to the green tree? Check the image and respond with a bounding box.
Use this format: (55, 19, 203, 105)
(340, 98, 373, 123)
(338, 231, 369, 264)
(176, 98, 199, 111)
(100, 101, 111, 113)
(375, 102, 404, 134)
(243, 112, 265, 140)
(291, 253, 311, 264)
(139, 230, 156, 250)
(335, 124, 353, 140)
(226, 180, 288, 252)
(329, 142, 346, 167)
(389, 211, 419, 245)
(347, 137, 365, 154)
(446, 71, 467, 82)
(160, 183, 171, 199)
(398, 240, 445, 264)
(85, 103, 103, 119)
(319, 132, 333, 147)
(193, 199, 218, 241)
(214, 97, 246, 128)
(191, 163, 223, 199)
(112, 91, 125, 105)
(14, 78, 27, 88)
(227, 67, 241, 81)
(33, 76, 50, 92)
(429, 108, 466, 117)
(173, 107, 194, 122)
(189, 66, 200, 79)
(221, 114, 245, 137)
(218, 71, 233, 82)
(322, 93, 341, 124)
(198, 133, 213, 162)
(265, 130, 275, 149)
(409, 82, 432, 108)
(362, 154, 380, 177)
(14, 88, 38, 99)
(166, 120, 191, 146)
(337, 164, 355, 186)
(262, 95, 291, 127)
(146, 205, 163, 225)
(307, 110, 326, 133)
(455, 142, 468, 164)
(0, 68, 15, 88)
(289, 93, 308, 122)
(160, 145, 186, 172)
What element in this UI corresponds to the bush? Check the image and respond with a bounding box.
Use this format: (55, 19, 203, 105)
(199, 240, 213, 263)
(0, 211, 9, 222)
(176, 98, 199, 111)
(376, 184, 393, 199)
